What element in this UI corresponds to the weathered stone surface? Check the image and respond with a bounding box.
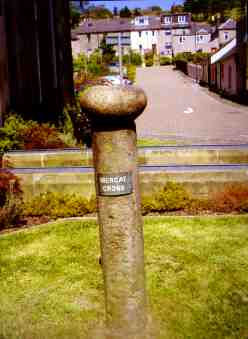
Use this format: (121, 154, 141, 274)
(80, 85, 149, 338)
(5, 147, 248, 169)
(92, 129, 148, 339)
(80, 85, 147, 122)
(13, 168, 248, 202)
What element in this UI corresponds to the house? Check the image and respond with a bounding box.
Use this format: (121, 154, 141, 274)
(130, 16, 161, 55)
(210, 38, 238, 95)
(172, 22, 218, 55)
(72, 18, 131, 57)
(218, 18, 237, 47)
(71, 13, 218, 58)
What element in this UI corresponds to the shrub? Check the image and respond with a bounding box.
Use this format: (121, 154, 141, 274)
(173, 52, 194, 74)
(20, 124, 66, 150)
(130, 52, 143, 66)
(145, 58, 154, 67)
(141, 196, 160, 215)
(240, 200, 248, 212)
(0, 170, 22, 207)
(145, 52, 154, 67)
(0, 170, 23, 230)
(0, 114, 74, 152)
(174, 59, 188, 74)
(156, 182, 192, 212)
(192, 52, 210, 65)
(0, 114, 31, 152)
(160, 56, 172, 66)
(127, 64, 136, 83)
(0, 197, 23, 230)
(211, 184, 248, 213)
(122, 54, 130, 65)
(141, 182, 192, 214)
(23, 192, 96, 218)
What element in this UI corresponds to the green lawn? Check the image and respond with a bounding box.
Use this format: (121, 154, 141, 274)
(137, 138, 179, 147)
(1, 216, 248, 338)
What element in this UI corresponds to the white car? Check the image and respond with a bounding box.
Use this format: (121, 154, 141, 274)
(102, 75, 132, 86)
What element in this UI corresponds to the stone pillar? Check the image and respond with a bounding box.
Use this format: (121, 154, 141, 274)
(80, 85, 148, 339)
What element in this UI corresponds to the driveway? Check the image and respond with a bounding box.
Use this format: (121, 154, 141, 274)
(136, 66, 248, 144)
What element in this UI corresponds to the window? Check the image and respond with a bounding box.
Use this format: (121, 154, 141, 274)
(139, 44, 142, 51)
(179, 36, 186, 43)
(139, 18, 145, 24)
(178, 16, 186, 24)
(165, 30, 171, 35)
(163, 16, 172, 25)
(224, 32, 229, 40)
(152, 31, 155, 36)
(197, 35, 204, 43)
(139, 31, 142, 38)
(165, 43, 172, 49)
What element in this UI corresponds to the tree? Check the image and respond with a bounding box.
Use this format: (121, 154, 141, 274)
(100, 37, 116, 64)
(70, 4, 81, 29)
(133, 8, 142, 17)
(119, 6, 132, 18)
(150, 6, 163, 13)
(113, 6, 118, 17)
(88, 5, 113, 19)
(171, 4, 184, 14)
(183, 0, 241, 20)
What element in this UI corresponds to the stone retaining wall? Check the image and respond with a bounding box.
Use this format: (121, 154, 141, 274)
(13, 168, 248, 201)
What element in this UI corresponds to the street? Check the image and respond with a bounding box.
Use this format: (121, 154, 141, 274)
(136, 66, 248, 144)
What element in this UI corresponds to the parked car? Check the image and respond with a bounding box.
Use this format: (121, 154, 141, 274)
(101, 75, 132, 86)
(108, 63, 127, 75)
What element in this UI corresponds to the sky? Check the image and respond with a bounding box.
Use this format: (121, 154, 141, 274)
(81, 0, 183, 11)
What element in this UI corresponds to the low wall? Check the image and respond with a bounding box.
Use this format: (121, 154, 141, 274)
(3, 147, 248, 168)
(11, 167, 248, 202)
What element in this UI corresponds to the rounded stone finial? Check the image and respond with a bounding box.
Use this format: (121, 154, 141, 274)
(79, 85, 147, 122)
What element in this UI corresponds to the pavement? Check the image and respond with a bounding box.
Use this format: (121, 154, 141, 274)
(136, 66, 248, 144)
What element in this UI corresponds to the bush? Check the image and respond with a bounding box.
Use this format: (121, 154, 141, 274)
(0, 170, 23, 230)
(0, 114, 31, 152)
(0, 114, 75, 152)
(73, 51, 108, 79)
(160, 56, 172, 66)
(23, 192, 96, 218)
(20, 124, 66, 150)
(173, 52, 194, 74)
(145, 58, 154, 67)
(141, 182, 192, 214)
(0, 197, 23, 230)
(141, 196, 160, 215)
(211, 184, 248, 213)
(145, 52, 154, 67)
(122, 54, 130, 65)
(156, 182, 191, 212)
(192, 52, 210, 65)
(0, 170, 22, 207)
(130, 52, 143, 66)
(127, 64, 136, 83)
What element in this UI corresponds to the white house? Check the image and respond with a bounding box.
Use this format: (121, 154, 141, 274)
(130, 16, 160, 54)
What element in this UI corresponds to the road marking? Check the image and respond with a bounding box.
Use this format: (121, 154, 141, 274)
(184, 107, 194, 114)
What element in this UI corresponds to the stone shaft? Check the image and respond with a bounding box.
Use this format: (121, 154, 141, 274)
(93, 127, 147, 339)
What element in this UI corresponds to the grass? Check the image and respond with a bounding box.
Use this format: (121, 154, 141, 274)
(137, 138, 179, 147)
(1, 216, 248, 338)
